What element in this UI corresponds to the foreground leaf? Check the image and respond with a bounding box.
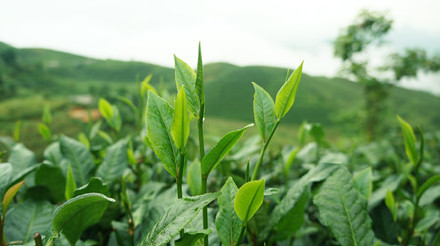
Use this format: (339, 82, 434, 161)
(52, 193, 115, 245)
(0, 163, 12, 200)
(175, 229, 212, 246)
(353, 167, 373, 199)
(187, 160, 202, 196)
(252, 82, 276, 142)
(73, 177, 110, 197)
(35, 164, 66, 202)
(174, 55, 199, 116)
(60, 135, 94, 185)
(314, 167, 375, 246)
(96, 139, 128, 183)
(397, 116, 418, 165)
(171, 86, 190, 150)
(201, 124, 253, 176)
(146, 91, 178, 178)
(2, 180, 25, 217)
(99, 98, 113, 120)
(274, 62, 303, 119)
(8, 143, 35, 178)
(275, 190, 309, 240)
(65, 164, 77, 200)
(215, 177, 241, 246)
(417, 174, 440, 199)
(234, 179, 265, 222)
(138, 192, 220, 246)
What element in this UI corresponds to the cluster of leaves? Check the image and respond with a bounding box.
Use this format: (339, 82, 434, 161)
(0, 45, 439, 246)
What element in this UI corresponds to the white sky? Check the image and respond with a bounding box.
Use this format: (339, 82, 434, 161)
(1, 0, 439, 94)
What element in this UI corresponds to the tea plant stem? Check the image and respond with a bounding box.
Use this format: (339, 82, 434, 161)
(251, 120, 281, 181)
(236, 222, 247, 245)
(201, 176, 208, 246)
(177, 151, 185, 238)
(1, 219, 6, 246)
(198, 111, 209, 246)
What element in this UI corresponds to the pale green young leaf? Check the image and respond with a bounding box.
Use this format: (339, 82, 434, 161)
(275, 61, 304, 119)
(141, 74, 157, 96)
(201, 124, 253, 176)
(187, 159, 202, 196)
(38, 123, 51, 141)
(60, 135, 94, 186)
(146, 91, 178, 178)
(195, 42, 205, 108)
(385, 189, 397, 221)
(396, 115, 418, 165)
(314, 167, 375, 246)
(417, 174, 440, 199)
(353, 167, 373, 199)
(78, 132, 90, 149)
(99, 98, 113, 120)
(14, 120, 21, 142)
(174, 55, 199, 116)
(2, 180, 25, 217)
(138, 192, 220, 246)
(43, 105, 52, 125)
(65, 164, 77, 200)
(252, 82, 276, 142)
(171, 86, 190, 150)
(96, 139, 128, 183)
(234, 179, 265, 222)
(52, 193, 115, 245)
(109, 105, 122, 132)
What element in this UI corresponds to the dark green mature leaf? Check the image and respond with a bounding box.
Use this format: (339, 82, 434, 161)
(353, 167, 373, 199)
(195, 42, 205, 109)
(171, 86, 190, 150)
(4, 200, 55, 244)
(260, 163, 340, 240)
(397, 116, 418, 165)
(2, 180, 24, 217)
(60, 135, 94, 186)
(314, 167, 375, 246)
(201, 124, 253, 176)
(73, 177, 110, 197)
(65, 164, 77, 200)
(8, 143, 35, 178)
(35, 164, 66, 202)
(52, 193, 115, 245)
(187, 160, 202, 196)
(138, 192, 220, 246)
(96, 139, 128, 183)
(275, 190, 309, 240)
(234, 179, 265, 222)
(252, 82, 276, 142)
(175, 229, 212, 246)
(215, 177, 241, 246)
(417, 174, 440, 199)
(275, 62, 303, 119)
(174, 55, 199, 116)
(0, 163, 12, 201)
(146, 91, 178, 178)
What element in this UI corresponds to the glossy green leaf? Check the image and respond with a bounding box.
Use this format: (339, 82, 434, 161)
(0, 163, 12, 201)
(73, 177, 110, 197)
(14, 120, 21, 142)
(59, 135, 94, 186)
(43, 105, 52, 125)
(52, 193, 115, 245)
(38, 123, 51, 141)
(275, 61, 303, 119)
(175, 229, 212, 246)
(65, 164, 77, 200)
(138, 192, 220, 246)
(145, 91, 178, 178)
(215, 177, 241, 246)
(252, 82, 276, 142)
(260, 162, 340, 240)
(187, 160, 202, 196)
(201, 124, 253, 176)
(397, 115, 418, 165)
(234, 179, 265, 222)
(353, 167, 373, 199)
(174, 55, 199, 116)
(99, 98, 113, 120)
(8, 143, 35, 178)
(195, 42, 205, 109)
(2, 180, 24, 217)
(4, 200, 55, 244)
(417, 174, 440, 199)
(385, 189, 397, 222)
(171, 86, 190, 150)
(35, 164, 66, 202)
(314, 167, 375, 246)
(275, 190, 309, 240)
(96, 139, 128, 183)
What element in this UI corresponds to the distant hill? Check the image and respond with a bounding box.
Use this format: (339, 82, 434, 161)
(1, 41, 439, 133)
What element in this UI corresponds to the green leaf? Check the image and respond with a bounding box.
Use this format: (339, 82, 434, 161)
(73, 177, 110, 197)
(99, 98, 113, 120)
(174, 55, 199, 116)
(35, 164, 66, 202)
(195, 42, 205, 109)
(2, 180, 25, 217)
(138, 192, 220, 246)
(385, 189, 397, 222)
(43, 104, 52, 125)
(215, 177, 241, 246)
(78, 132, 90, 149)
(145, 91, 178, 178)
(396, 115, 418, 165)
(59, 135, 94, 186)
(109, 105, 122, 132)
(171, 86, 190, 150)
(52, 193, 115, 245)
(38, 123, 52, 141)
(275, 61, 303, 119)
(141, 74, 157, 96)
(275, 190, 309, 240)
(314, 167, 375, 246)
(369, 175, 402, 210)
(8, 143, 35, 178)
(117, 96, 139, 114)
(416, 174, 440, 199)
(14, 120, 21, 142)
(0, 163, 12, 201)
(4, 200, 55, 244)
(201, 124, 253, 176)
(187, 160, 202, 196)
(96, 139, 128, 183)
(234, 179, 265, 222)
(260, 163, 340, 240)
(65, 164, 77, 200)
(353, 167, 373, 199)
(252, 82, 276, 142)
(175, 229, 212, 246)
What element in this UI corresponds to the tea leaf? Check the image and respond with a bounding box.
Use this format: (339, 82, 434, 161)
(417, 174, 440, 199)
(195, 42, 205, 108)
(175, 229, 212, 246)
(353, 167, 373, 199)
(0, 163, 12, 201)
(96, 139, 128, 183)
(60, 135, 94, 185)
(314, 167, 375, 246)
(397, 115, 418, 165)
(2, 180, 25, 217)
(385, 190, 397, 221)
(174, 55, 199, 116)
(65, 164, 77, 200)
(74, 177, 110, 198)
(234, 179, 265, 222)
(52, 193, 115, 245)
(35, 164, 66, 202)
(201, 124, 253, 176)
(8, 143, 35, 178)
(14, 120, 21, 142)
(187, 159, 202, 196)
(38, 123, 51, 141)
(275, 61, 303, 119)
(146, 91, 178, 178)
(275, 190, 309, 240)
(171, 86, 190, 150)
(43, 105, 52, 125)
(252, 82, 276, 142)
(99, 98, 113, 120)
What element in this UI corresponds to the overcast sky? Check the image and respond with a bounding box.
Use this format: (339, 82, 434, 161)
(1, 0, 439, 94)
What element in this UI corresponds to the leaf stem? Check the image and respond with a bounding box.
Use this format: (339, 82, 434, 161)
(177, 150, 185, 238)
(251, 120, 281, 181)
(1, 218, 6, 246)
(236, 222, 247, 245)
(198, 110, 209, 246)
(201, 176, 208, 246)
